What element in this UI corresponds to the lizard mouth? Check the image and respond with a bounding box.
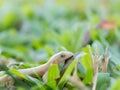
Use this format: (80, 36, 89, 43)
(65, 55, 74, 61)
(65, 52, 80, 63)
(64, 52, 80, 65)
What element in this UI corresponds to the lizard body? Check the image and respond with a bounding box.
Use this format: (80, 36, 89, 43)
(0, 51, 73, 83)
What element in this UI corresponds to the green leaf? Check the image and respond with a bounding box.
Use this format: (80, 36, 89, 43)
(47, 64, 60, 82)
(116, 64, 120, 71)
(9, 68, 26, 79)
(46, 80, 57, 90)
(111, 78, 120, 90)
(90, 28, 99, 40)
(96, 73, 110, 90)
(92, 41, 104, 55)
(58, 59, 77, 89)
(26, 76, 43, 87)
(46, 64, 60, 89)
(81, 45, 93, 84)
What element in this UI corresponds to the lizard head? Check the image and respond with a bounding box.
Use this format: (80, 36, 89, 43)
(47, 51, 73, 64)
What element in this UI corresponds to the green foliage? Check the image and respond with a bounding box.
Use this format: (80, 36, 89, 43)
(9, 68, 26, 79)
(1, 12, 19, 29)
(0, 0, 120, 89)
(81, 45, 93, 84)
(111, 78, 120, 90)
(58, 59, 77, 89)
(46, 64, 60, 89)
(47, 64, 60, 82)
(96, 73, 110, 90)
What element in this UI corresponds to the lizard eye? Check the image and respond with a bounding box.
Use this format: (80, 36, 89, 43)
(61, 54, 65, 58)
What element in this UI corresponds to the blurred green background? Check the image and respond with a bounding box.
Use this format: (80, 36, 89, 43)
(0, 0, 120, 89)
(0, 0, 120, 63)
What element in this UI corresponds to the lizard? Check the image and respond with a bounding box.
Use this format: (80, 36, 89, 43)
(0, 51, 73, 83)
